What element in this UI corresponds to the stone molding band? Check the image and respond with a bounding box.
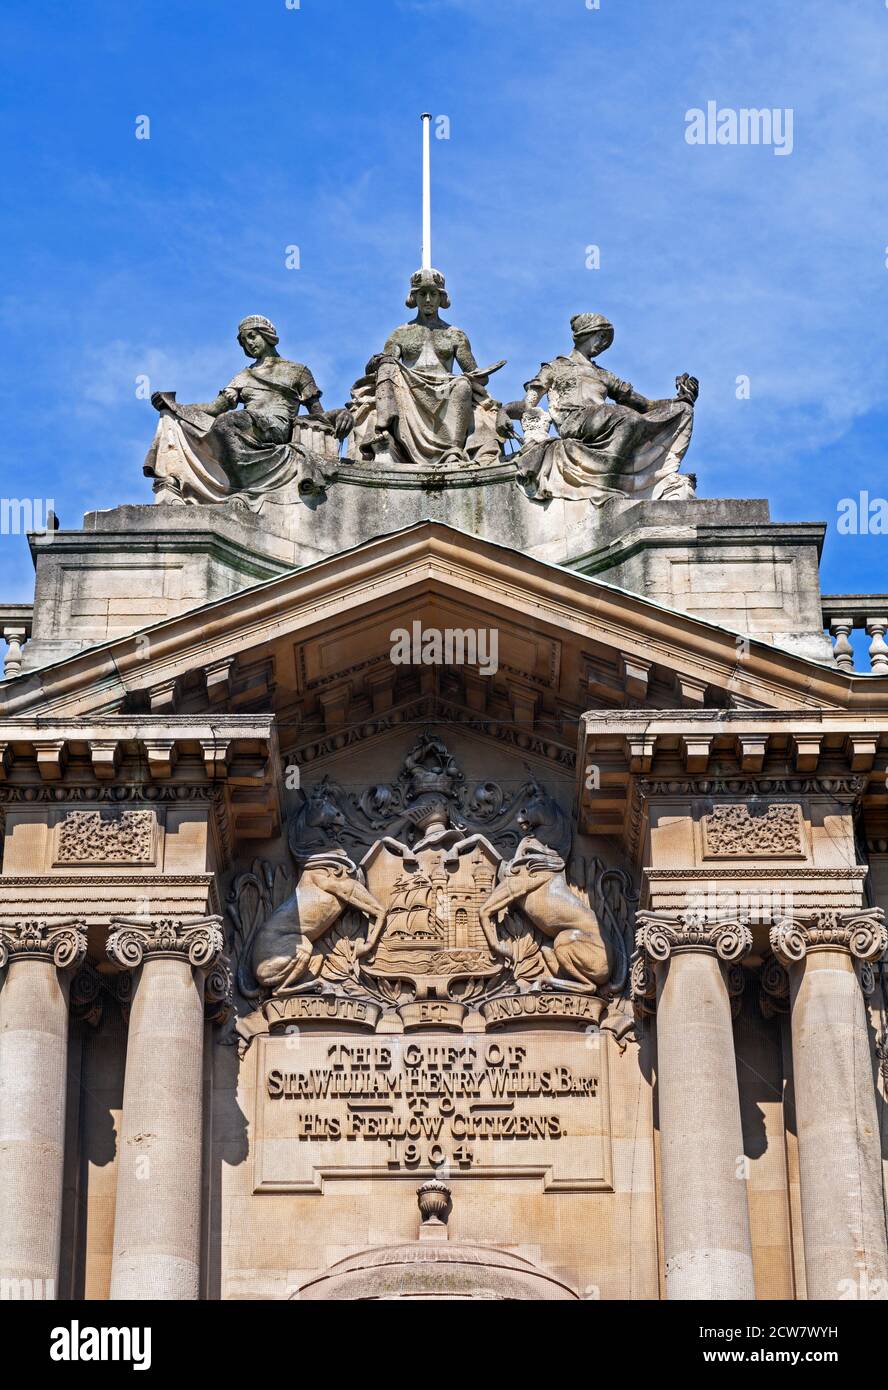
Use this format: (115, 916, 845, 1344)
(0, 918, 87, 971)
(106, 915, 225, 972)
(769, 908, 888, 965)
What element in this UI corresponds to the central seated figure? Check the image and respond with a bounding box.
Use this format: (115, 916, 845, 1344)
(347, 267, 510, 469)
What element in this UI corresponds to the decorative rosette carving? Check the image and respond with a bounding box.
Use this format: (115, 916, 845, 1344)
(635, 911, 753, 963)
(769, 908, 888, 966)
(107, 916, 225, 973)
(0, 918, 87, 972)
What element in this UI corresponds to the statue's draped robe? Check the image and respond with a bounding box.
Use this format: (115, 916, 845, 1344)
(520, 351, 695, 504)
(144, 359, 334, 505)
(348, 323, 503, 468)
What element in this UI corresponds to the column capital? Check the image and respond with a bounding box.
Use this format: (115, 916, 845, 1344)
(0, 918, 87, 971)
(759, 953, 790, 1018)
(106, 915, 225, 973)
(769, 907, 888, 966)
(636, 910, 753, 964)
(204, 953, 234, 1025)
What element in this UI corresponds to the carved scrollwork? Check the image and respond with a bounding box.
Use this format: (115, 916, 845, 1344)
(205, 954, 234, 1024)
(769, 908, 888, 966)
(759, 952, 790, 1018)
(629, 950, 657, 1018)
(635, 911, 753, 963)
(723, 961, 747, 1018)
(70, 963, 105, 1027)
(106, 916, 225, 972)
(0, 918, 87, 971)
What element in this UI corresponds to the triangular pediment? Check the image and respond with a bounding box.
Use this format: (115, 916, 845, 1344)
(1, 523, 877, 750)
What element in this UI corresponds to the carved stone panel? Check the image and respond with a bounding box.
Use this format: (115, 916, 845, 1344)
(54, 809, 158, 867)
(700, 803, 805, 860)
(252, 1030, 612, 1193)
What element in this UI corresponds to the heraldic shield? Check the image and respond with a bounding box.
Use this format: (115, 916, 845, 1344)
(360, 828, 503, 996)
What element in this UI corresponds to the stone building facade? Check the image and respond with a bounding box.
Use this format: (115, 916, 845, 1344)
(1, 318, 887, 1302)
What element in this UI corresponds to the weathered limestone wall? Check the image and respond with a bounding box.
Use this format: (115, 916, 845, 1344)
(207, 1019, 658, 1300)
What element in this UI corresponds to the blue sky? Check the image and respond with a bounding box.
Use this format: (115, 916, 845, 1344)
(2, 0, 887, 604)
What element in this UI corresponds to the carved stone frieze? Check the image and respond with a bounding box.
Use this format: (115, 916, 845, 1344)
(628, 776, 865, 860)
(0, 918, 87, 971)
(56, 808, 156, 865)
(284, 701, 576, 775)
(640, 776, 866, 798)
(701, 803, 804, 859)
(106, 916, 225, 972)
(769, 908, 888, 965)
(0, 783, 219, 804)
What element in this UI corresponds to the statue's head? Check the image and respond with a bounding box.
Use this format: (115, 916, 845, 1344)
(406, 267, 451, 312)
(237, 314, 279, 359)
(570, 312, 614, 359)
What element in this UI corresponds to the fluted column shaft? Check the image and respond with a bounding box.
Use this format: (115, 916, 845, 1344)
(107, 917, 226, 1301)
(0, 921, 86, 1296)
(771, 909, 888, 1300)
(637, 914, 755, 1300)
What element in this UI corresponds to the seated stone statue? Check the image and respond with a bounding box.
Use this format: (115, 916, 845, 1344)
(512, 313, 698, 505)
(345, 268, 512, 469)
(144, 315, 352, 505)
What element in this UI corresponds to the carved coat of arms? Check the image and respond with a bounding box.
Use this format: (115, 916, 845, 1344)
(361, 826, 501, 993)
(229, 735, 636, 1030)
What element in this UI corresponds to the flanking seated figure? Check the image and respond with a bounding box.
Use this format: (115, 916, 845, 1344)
(511, 312, 699, 505)
(144, 315, 352, 505)
(345, 267, 513, 469)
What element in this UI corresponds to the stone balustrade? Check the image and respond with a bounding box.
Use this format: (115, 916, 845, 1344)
(0, 606, 33, 679)
(822, 595, 888, 673)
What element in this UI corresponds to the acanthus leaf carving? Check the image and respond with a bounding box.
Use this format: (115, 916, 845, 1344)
(56, 808, 156, 865)
(702, 803, 804, 858)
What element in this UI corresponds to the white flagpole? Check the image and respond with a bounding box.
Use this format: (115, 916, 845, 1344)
(421, 112, 432, 270)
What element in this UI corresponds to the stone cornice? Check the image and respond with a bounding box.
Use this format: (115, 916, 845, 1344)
(0, 720, 278, 855)
(106, 916, 225, 972)
(769, 909, 888, 964)
(0, 917, 87, 970)
(3, 524, 882, 728)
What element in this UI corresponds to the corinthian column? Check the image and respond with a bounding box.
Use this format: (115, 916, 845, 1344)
(636, 912, 755, 1300)
(0, 919, 87, 1296)
(771, 909, 888, 1300)
(107, 917, 225, 1301)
